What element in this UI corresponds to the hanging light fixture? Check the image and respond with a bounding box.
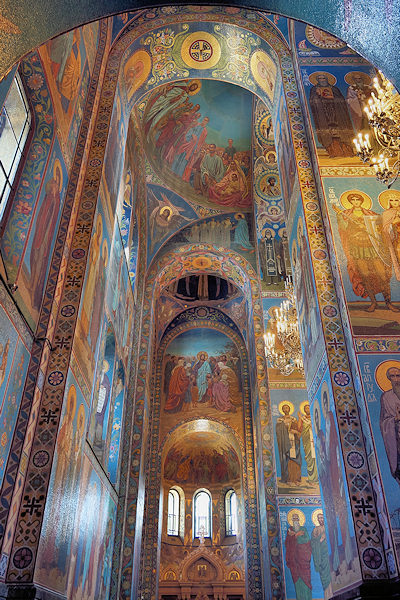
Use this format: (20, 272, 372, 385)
(264, 279, 304, 376)
(353, 72, 400, 186)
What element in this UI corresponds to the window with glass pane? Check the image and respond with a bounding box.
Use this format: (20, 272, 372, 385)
(225, 490, 238, 536)
(194, 490, 211, 538)
(0, 73, 31, 221)
(167, 489, 179, 536)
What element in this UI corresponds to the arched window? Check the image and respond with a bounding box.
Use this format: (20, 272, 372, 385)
(167, 489, 180, 536)
(193, 490, 212, 538)
(225, 489, 238, 536)
(0, 72, 31, 220)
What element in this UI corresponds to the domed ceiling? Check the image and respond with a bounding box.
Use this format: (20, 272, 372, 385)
(163, 430, 240, 485)
(137, 79, 254, 210)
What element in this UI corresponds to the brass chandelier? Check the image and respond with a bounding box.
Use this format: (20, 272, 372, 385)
(264, 280, 304, 376)
(353, 72, 400, 186)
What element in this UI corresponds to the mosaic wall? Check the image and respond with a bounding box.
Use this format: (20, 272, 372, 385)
(293, 18, 400, 572)
(0, 6, 399, 600)
(0, 22, 101, 329)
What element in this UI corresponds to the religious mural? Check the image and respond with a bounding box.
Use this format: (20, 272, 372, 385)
(1, 9, 399, 600)
(289, 198, 324, 381)
(358, 355, 400, 561)
(147, 184, 196, 264)
(103, 87, 127, 209)
(19, 142, 68, 322)
(75, 192, 110, 385)
(107, 359, 125, 487)
(2, 132, 68, 327)
(164, 433, 240, 485)
(280, 506, 329, 600)
(88, 324, 116, 466)
(36, 369, 88, 593)
(0, 305, 30, 487)
(310, 370, 361, 593)
(274, 89, 297, 213)
(159, 212, 256, 270)
(67, 454, 117, 600)
(161, 328, 243, 435)
(301, 65, 376, 166)
(271, 389, 320, 495)
(39, 21, 100, 162)
(253, 99, 290, 292)
(139, 79, 253, 210)
(324, 180, 400, 335)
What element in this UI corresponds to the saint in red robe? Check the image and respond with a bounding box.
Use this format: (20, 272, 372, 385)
(164, 363, 189, 412)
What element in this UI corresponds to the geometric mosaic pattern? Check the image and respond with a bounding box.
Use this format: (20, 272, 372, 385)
(1, 4, 396, 597)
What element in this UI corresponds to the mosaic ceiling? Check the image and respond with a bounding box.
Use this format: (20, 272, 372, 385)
(0, 2, 399, 92)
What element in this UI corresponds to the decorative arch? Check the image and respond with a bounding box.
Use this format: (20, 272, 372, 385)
(180, 544, 226, 582)
(1, 4, 397, 93)
(160, 417, 245, 467)
(129, 238, 275, 598)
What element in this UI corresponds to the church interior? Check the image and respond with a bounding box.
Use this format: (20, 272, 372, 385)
(1, 3, 400, 600)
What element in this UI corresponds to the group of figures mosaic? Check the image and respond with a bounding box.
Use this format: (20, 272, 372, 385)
(163, 343, 241, 415)
(2, 6, 400, 600)
(141, 79, 253, 209)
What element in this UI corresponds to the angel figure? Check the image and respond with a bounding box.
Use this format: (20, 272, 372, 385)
(149, 189, 191, 253)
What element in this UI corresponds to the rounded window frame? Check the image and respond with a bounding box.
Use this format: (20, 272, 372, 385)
(193, 488, 212, 540)
(225, 488, 238, 537)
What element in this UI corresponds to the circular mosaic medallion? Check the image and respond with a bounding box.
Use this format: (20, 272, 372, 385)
(362, 547, 383, 570)
(333, 371, 350, 386)
(181, 32, 221, 69)
(347, 451, 364, 469)
(48, 370, 64, 386)
(299, 160, 311, 168)
(313, 249, 327, 260)
(33, 450, 50, 468)
(306, 202, 318, 211)
(323, 305, 337, 317)
(71, 248, 86, 260)
(13, 547, 33, 569)
(191, 256, 212, 269)
(61, 304, 75, 317)
(82, 200, 94, 210)
(89, 158, 102, 167)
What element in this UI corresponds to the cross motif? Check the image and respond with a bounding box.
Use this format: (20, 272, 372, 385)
(22, 497, 43, 516)
(41, 409, 57, 424)
(76, 223, 90, 233)
(340, 409, 357, 426)
(67, 275, 81, 286)
(328, 337, 343, 351)
(54, 337, 70, 350)
(190, 40, 212, 62)
(354, 497, 373, 516)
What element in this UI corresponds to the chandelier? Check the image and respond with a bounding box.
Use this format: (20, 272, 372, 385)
(264, 280, 304, 376)
(353, 72, 400, 186)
